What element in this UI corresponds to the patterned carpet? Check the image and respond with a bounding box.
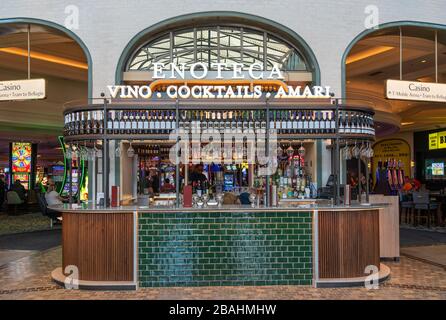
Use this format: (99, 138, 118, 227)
(0, 213, 57, 236)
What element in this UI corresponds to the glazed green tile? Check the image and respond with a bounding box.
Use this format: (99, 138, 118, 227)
(138, 211, 312, 287)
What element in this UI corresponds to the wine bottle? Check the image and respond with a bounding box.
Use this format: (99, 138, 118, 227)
(98, 110, 104, 135)
(136, 111, 142, 134)
(302, 111, 309, 134)
(111, 111, 117, 134)
(308, 111, 315, 134)
(261, 110, 266, 131)
(339, 112, 345, 134)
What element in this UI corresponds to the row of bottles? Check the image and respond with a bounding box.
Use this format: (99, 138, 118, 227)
(339, 111, 375, 135)
(272, 154, 311, 199)
(64, 111, 104, 136)
(64, 109, 375, 136)
(179, 110, 267, 133)
(135, 145, 171, 156)
(270, 110, 336, 134)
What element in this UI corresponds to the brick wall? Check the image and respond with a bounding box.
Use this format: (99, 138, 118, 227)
(138, 211, 313, 287)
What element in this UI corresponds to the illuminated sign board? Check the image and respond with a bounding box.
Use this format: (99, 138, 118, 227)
(11, 142, 32, 173)
(432, 163, 444, 176)
(108, 62, 331, 99)
(386, 79, 446, 103)
(429, 131, 446, 150)
(0, 79, 46, 101)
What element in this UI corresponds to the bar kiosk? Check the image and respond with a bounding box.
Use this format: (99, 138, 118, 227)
(51, 97, 389, 290)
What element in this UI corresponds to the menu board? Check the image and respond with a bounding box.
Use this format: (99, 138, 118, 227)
(11, 142, 32, 173)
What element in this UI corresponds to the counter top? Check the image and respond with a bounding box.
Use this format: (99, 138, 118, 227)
(50, 202, 387, 213)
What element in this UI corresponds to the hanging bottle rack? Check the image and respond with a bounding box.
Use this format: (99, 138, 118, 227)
(62, 99, 376, 143)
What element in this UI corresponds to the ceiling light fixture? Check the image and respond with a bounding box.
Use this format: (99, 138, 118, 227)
(346, 46, 394, 64)
(0, 46, 88, 70)
(401, 122, 415, 126)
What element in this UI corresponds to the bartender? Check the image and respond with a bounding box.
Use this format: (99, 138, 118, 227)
(189, 164, 208, 184)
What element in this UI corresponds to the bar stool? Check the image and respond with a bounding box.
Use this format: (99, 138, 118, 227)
(398, 191, 414, 224)
(412, 191, 438, 228)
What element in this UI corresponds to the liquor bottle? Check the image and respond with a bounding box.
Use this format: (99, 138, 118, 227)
(314, 111, 321, 134)
(74, 112, 80, 135)
(308, 111, 315, 134)
(63, 114, 68, 136)
(106, 111, 113, 134)
(112, 111, 118, 134)
(274, 111, 281, 134)
(165, 110, 171, 132)
(153, 111, 159, 133)
(286, 111, 292, 134)
(153, 110, 159, 132)
(261, 111, 266, 131)
(302, 111, 309, 134)
(160, 110, 166, 134)
(79, 112, 85, 135)
(345, 112, 351, 134)
(236, 111, 242, 132)
(64, 114, 69, 136)
(129, 111, 136, 134)
(297, 111, 303, 132)
(320, 112, 326, 133)
(136, 111, 142, 134)
(279, 111, 286, 134)
(247, 111, 253, 132)
(85, 111, 92, 134)
(241, 111, 247, 133)
(142, 110, 148, 134)
(118, 111, 124, 134)
(291, 111, 297, 133)
(98, 110, 104, 135)
(88, 111, 94, 134)
(171, 111, 176, 130)
(339, 112, 345, 134)
(230, 111, 236, 132)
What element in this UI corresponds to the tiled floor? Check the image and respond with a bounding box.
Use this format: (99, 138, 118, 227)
(0, 247, 445, 300)
(401, 245, 446, 267)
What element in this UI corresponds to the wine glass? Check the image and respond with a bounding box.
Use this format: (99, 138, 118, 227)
(216, 193, 224, 207)
(202, 194, 209, 207)
(249, 192, 257, 208)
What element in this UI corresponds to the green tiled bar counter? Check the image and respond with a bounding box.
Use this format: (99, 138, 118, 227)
(50, 204, 391, 290)
(138, 211, 313, 287)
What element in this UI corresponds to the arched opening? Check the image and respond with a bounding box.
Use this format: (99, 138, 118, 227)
(343, 22, 446, 136)
(343, 21, 446, 196)
(0, 18, 91, 196)
(116, 11, 320, 85)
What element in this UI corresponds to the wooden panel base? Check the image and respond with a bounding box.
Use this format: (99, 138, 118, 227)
(318, 209, 380, 279)
(62, 212, 134, 282)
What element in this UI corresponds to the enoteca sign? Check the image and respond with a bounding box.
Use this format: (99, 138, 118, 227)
(0, 79, 46, 101)
(108, 62, 331, 99)
(386, 79, 446, 103)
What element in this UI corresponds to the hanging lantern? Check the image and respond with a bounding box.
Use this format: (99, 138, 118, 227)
(286, 145, 294, 156)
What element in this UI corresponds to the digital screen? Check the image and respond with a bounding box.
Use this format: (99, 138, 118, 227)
(52, 165, 65, 175)
(62, 169, 79, 195)
(432, 163, 444, 176)
(11, 142, 32, 173)
(13, 173, 29, 190)
(224, 174, 234, 191)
